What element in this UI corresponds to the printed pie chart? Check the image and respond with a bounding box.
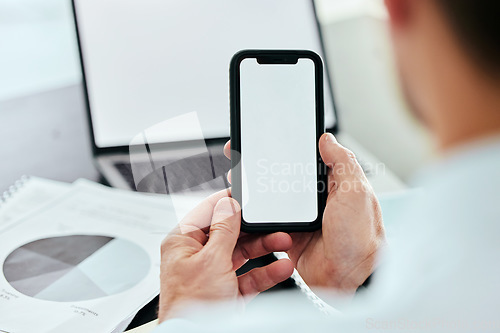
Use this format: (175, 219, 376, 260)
(3, 235, 150, 302)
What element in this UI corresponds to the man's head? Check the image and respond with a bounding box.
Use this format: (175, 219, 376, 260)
(384, 0, 500, 149)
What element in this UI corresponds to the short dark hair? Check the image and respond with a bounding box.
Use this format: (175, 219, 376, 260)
(435, 0, 500, 77)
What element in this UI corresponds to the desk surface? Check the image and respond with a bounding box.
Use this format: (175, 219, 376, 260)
(0, 84, 163, 331)
(0, 84, 99, 192)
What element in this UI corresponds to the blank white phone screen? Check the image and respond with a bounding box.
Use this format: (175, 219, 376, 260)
(240, 58, 318, 223)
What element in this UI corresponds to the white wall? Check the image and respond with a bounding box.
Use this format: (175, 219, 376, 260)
(316, 0, 436, 181)
(0, 0, 81, 101)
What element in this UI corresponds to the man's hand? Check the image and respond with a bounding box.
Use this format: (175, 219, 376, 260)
(224, 133, 385, 295)
(286, 133, 385, 294)
(158, 191, 294, 322)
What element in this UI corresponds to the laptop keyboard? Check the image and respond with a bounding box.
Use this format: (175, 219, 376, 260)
(114, 151, 230, 194)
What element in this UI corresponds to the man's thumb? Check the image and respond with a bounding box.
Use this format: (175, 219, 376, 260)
(206, 197, 241, 257)
(319, 133, 362, 181)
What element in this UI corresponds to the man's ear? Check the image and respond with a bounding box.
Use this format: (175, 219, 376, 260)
(385, 0, 411, 28)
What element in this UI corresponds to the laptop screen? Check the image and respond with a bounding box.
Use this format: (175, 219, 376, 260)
(73, 0, 337, 149)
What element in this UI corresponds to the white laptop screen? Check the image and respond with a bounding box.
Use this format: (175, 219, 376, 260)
(74, 0, 336, 148)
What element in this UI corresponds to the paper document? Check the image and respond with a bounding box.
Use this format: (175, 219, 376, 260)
(0, 177, 72, 232)
(0, 179, 182, 333)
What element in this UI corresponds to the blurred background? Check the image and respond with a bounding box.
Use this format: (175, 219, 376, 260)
(0, 0, 435, 188)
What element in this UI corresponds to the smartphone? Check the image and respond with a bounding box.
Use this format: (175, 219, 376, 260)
(230, 50, 328, 233)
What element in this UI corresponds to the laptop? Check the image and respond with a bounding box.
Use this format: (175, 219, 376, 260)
(72, 0, 404, 196)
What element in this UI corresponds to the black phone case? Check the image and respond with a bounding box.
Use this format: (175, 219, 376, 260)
(230, 50, 328, 233)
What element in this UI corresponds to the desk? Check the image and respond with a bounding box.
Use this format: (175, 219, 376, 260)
(0, 84, 407, 333)
(0, 84, 295, 332)
(0, 84, 159, 331)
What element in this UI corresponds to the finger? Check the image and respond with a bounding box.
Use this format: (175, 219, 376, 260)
(205, 197, 241, 258)
(224, 141, 231, 159)
(227, 169, 232, 184)
(319, 133, 364, 183)
(175, 189, 231, 235)
(238, 259, 294, 300)
(232, 232, 293, 270)
(327, 166, 336, 193)
(165, 226, 208, 247)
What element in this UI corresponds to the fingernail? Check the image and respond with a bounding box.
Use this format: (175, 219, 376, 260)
(324, 133, 337, 143)
(214, 197, 240, 219)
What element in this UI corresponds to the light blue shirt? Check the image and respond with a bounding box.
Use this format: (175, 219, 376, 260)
(154, 137, 500, 332)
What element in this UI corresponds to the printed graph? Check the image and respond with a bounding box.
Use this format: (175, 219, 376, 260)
(3, 235, 150, 302)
